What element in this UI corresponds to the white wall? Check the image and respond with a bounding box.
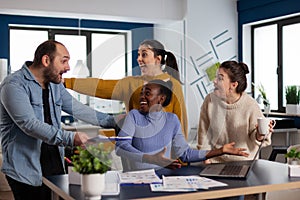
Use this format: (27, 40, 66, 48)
(178, 0, 239, 132)
(153, 0, 238, 135)
(0, 0, 185, 23)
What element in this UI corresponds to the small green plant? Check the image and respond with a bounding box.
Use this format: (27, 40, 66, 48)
(285, 147, 300, 160)
(285, 85, 300, 104)
(71, 143, 112, 174)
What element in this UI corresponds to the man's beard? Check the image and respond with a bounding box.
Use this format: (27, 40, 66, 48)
(44, 63, 61, 84)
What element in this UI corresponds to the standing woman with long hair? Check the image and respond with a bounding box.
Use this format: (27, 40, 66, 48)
(64, 39, 188, 138)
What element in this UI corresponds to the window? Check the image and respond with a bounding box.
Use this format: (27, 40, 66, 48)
(55, 34, 87, 78)
(253, 24, 278, 110)
(91, 33, 126, 79)
(252, 15, 300, 112)
(282, 23, 300, 105)
(9, 26, 128, 113)
(9, 28, 48, 73)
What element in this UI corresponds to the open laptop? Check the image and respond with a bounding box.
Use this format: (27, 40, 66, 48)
(199, 138, 265, 179)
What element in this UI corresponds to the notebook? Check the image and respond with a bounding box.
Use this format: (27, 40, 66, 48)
(199, 139, 265, 179)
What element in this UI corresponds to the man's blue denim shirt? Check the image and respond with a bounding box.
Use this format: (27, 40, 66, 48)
(0, 62, 115, 186)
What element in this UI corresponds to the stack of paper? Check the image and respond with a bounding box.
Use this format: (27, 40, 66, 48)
(117, 169, 228, 192)
(118, 169, 162, 185)
(150, 175, 228, 192)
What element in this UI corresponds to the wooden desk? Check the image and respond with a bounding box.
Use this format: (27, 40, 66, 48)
(43, 159, 300, 200)
(266, 111, 300, 117)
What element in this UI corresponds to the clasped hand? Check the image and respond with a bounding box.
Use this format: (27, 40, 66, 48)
(74, 132, 89, 147)
(142, 147, 181, 170)
(142, 143, 249, 169)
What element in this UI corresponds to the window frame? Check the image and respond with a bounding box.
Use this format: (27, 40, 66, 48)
(9, 26, 128, 76)
(251, 15, 300, 112)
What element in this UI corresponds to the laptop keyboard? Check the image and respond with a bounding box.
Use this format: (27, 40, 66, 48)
(220, 165, 243, 175)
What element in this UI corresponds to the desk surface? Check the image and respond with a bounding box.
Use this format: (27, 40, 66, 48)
(43, 159, 300, 200)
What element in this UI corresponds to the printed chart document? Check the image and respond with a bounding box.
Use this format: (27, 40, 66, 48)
(150, 175, 227, 192)
(119, 169, 162, 185)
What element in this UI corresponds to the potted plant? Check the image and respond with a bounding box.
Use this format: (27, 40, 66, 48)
(285, 85, 300, 114)
(286, 145, 300, 177)
(71, 143, 112, 199)
(285, 147, 300, 165)
(253, 83, 270, 113)
(257, 83, 270, 111)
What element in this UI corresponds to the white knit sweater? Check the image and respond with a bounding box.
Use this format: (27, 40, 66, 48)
(197, 92, 271, 163)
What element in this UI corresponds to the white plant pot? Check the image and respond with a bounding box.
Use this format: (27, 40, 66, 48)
(286, 104, 300, 115)
(81, 173, 105, 199)
(288, 164, 300, 177)
(264, 104, 270, 114)
(287, 158, 300, 165)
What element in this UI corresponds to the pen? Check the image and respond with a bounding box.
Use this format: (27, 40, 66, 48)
(120, 181, 162, 186)
(64, 156, 72, 164)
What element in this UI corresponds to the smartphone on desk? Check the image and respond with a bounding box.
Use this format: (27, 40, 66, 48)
(102, 171, 120, 196)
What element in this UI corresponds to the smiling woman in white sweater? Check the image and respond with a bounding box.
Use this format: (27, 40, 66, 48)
(197, 61, 274, 163)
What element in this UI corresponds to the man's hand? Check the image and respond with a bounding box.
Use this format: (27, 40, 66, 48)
(74, 132, 89, 147)
(142, 147, 181, 169)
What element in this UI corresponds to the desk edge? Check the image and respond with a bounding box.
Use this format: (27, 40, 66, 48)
(42, 177, 75, 200)
(136, 181, 300, 200)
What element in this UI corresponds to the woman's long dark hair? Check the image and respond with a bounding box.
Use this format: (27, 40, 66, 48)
(139, 39, 181, 83)
(220, 61, 249, 94)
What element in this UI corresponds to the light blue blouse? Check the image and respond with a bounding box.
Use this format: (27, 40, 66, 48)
(116, 109, 207, 171)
